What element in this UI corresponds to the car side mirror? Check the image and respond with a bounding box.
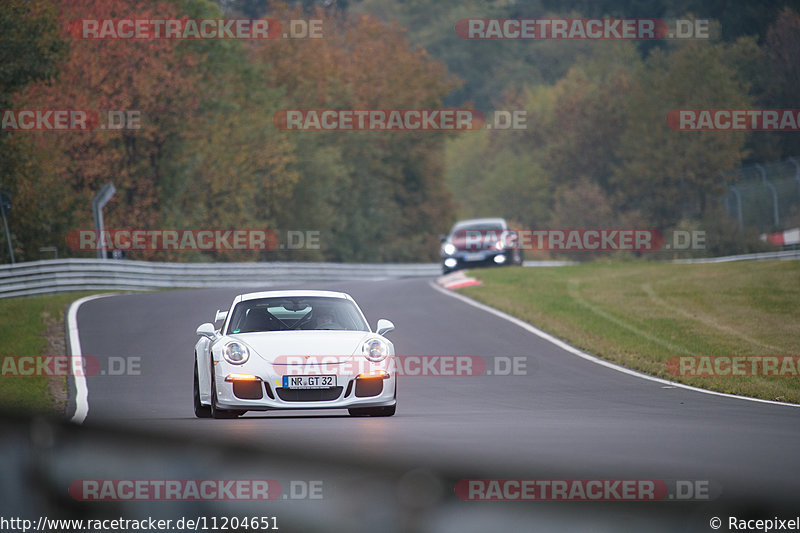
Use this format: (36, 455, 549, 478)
(376, 319, 395, 336)
(196, 323, 217, 339)
(439, 234, 447, 243)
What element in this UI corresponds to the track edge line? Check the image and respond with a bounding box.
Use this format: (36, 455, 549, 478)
(67, 293, 118, 423)
(428, 280, 800, 409)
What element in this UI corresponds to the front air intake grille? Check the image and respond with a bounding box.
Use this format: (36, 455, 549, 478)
(232, 380, 263, 400)
(355, 378, 383, 397)
(276, 387, 343, 402)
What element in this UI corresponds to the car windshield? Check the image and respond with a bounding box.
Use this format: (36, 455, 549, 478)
(226, 297, 369, 334)
(452, 222, 505, 234)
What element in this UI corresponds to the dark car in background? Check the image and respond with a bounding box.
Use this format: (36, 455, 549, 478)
(440, 217, 523, 274)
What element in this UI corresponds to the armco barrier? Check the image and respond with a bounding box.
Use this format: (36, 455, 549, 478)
(671, 249, 800, 264)
(1, 251, 796, 299)
(0, 259, 440, 299)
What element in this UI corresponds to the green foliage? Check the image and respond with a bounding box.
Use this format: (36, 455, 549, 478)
(443, 29, 781, 255)
(0, 0, 66, 108)
(611, 38, 757, 226)
(445, 127, 552, 230)
(0, 0, 67, 262)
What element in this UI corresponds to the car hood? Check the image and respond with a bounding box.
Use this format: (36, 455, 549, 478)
(226, 330, 375, 363)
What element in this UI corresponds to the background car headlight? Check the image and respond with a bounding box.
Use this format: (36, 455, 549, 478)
(363, 338, 387, 362)
(223, 342, 249, 365)
(442, 242, 457, 255)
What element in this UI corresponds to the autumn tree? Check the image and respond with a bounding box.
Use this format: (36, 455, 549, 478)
(156, 0, 299, 262)
(11, 0, 205, 260)
(9, 0, 300, 262)
(251, 4, 459, 261)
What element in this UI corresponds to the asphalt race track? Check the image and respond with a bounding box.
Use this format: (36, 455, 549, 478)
(69, 277, 800, 526)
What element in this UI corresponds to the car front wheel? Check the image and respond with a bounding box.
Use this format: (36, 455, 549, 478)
(210, 366, 246, 419)
(193, 357, 211, 418)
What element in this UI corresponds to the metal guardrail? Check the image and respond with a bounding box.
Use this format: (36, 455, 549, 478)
(0, 259, 440, 299)
(672, 249, 800, 264)
(1, 251, 796, 299)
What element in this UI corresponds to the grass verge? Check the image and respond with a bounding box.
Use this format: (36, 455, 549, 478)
(0, 292, 107, 414)
(462, 261, 800, 403)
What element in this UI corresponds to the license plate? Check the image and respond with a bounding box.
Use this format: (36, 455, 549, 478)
(282, 375, 337, 389)
(463, 252, 484, 262)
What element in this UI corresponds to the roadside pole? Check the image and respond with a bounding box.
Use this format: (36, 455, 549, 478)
(92, 183, 116, 259)
(0, 192, 14, 264)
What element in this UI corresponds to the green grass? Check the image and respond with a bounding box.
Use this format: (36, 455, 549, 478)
(0, 292, 104, 413)
(462, 261, 800, 403)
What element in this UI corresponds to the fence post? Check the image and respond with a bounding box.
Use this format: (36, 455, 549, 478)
(755, 164, 779, 228)
(723, 169, 744, 231)
(789, 157, 800, 204)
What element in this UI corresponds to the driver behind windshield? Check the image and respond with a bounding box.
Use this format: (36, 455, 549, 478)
(314, 308, 341, 330)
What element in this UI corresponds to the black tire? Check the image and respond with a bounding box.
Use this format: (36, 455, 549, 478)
(210, 366, 245, 419)
(348, 404, 396, 417)
(193, 357, 212, 418)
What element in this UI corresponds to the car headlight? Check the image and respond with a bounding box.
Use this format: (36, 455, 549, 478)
(442, 242, 456, 255)
(223, 342, 249, 365)
(362, 338, 388, 363)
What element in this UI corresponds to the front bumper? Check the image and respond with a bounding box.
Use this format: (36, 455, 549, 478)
(213, 359, 397, 411)
(441, 250, 514, 271)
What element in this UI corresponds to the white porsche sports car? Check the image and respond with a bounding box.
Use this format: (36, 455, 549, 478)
(193, 290, 397, 418)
